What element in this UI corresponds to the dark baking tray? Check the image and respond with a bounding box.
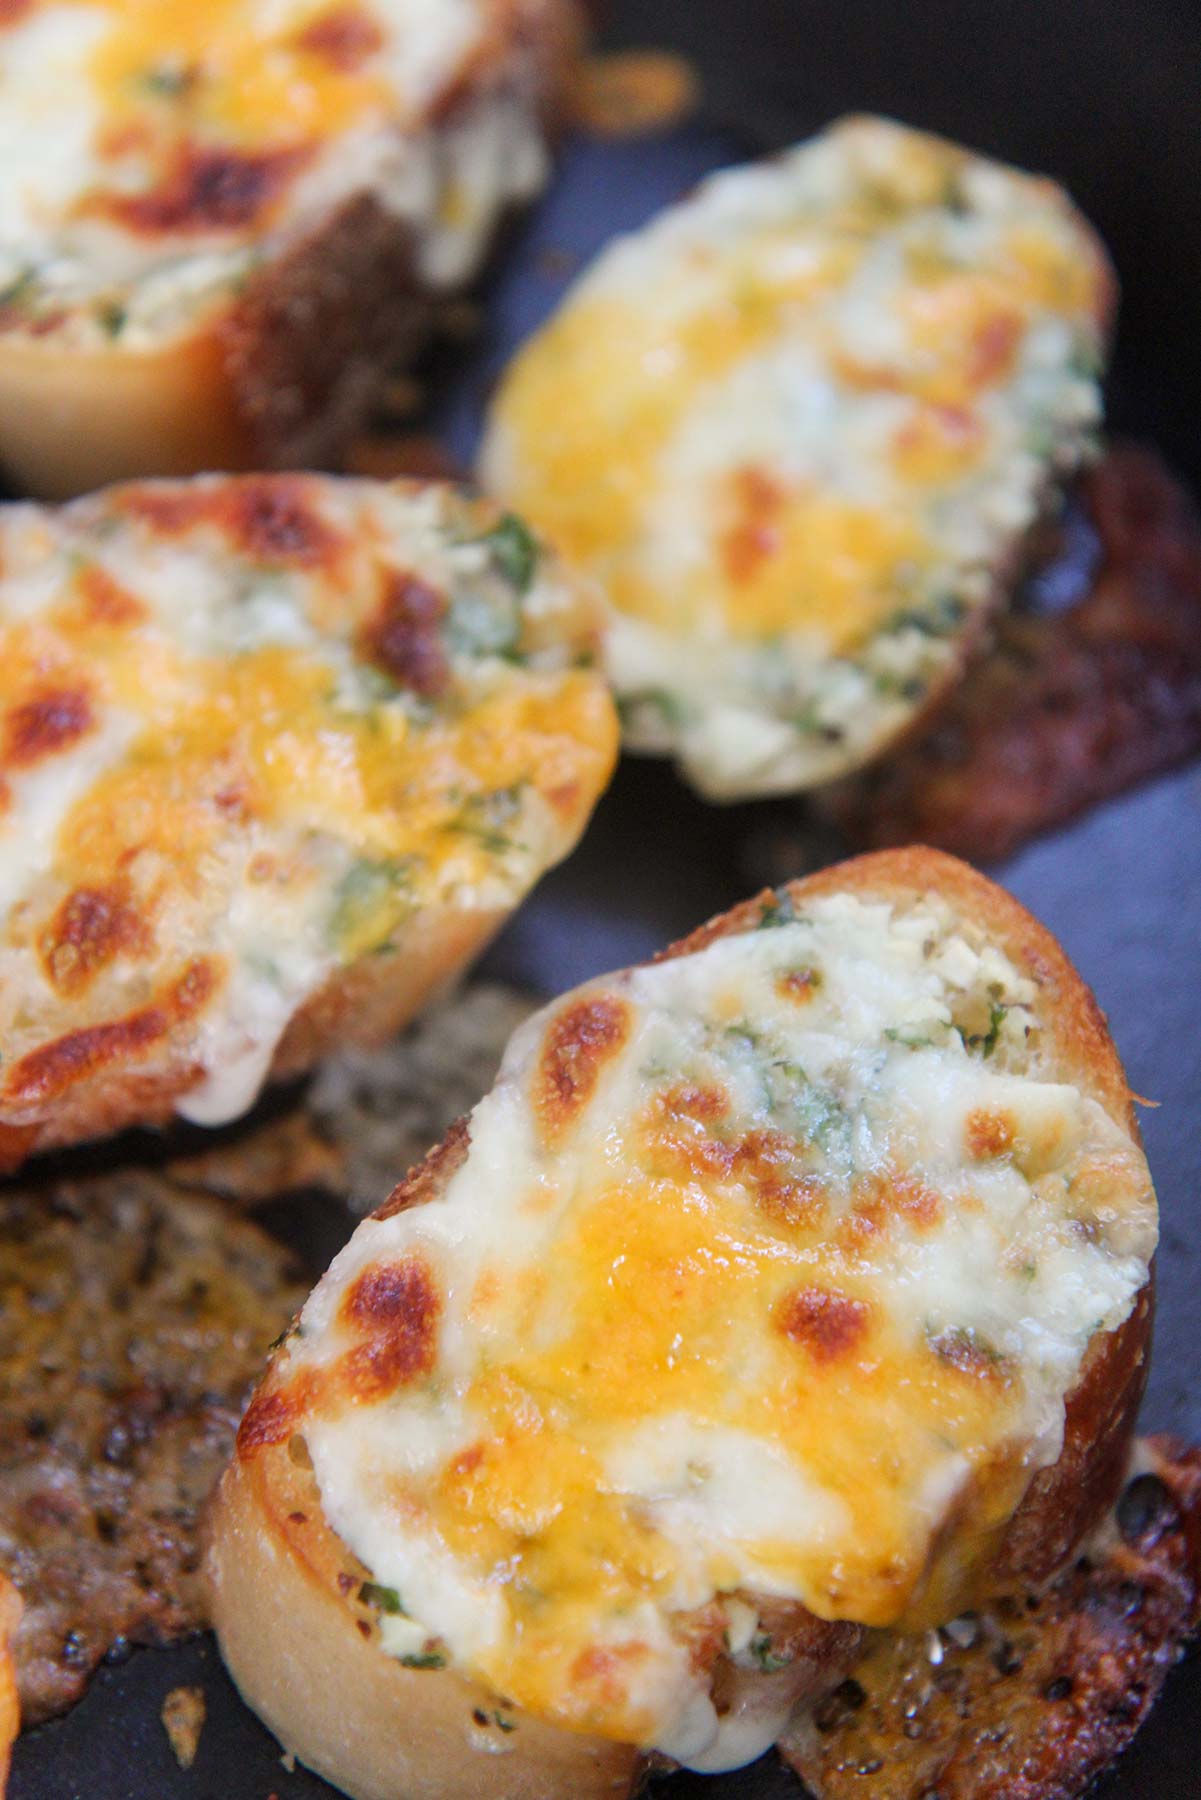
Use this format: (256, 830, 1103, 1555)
(9, 0, 1200, 1793)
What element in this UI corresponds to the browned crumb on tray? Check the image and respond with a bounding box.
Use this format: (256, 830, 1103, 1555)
(160, 1683, 206, 1770)
(567, 50, 700, 137)
(0, 1171, 305, 1725)
(159, 1106, 345, 1210)
(778, 1435, 1201, 1800)
(816, 443, 1201, 864)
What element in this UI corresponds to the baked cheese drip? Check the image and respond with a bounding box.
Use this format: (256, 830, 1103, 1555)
(0, 0, 552, 345)
(281, 889, 1156, 1769)
(0, 474, 616, 1127)
(481, 115, 1111, 798)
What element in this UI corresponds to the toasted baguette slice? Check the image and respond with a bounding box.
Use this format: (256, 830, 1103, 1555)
(209, 848, 1156, 1800)
(0, 473, 617, 1167)
(0, 0, 575, 499)
(0, 1575, 19, 1796)
(481, 115, 1114, 800)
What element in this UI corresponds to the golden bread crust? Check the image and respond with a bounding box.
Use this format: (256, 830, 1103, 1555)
(995, 1280, 1152, 1588)
(0, 325, 249, 503)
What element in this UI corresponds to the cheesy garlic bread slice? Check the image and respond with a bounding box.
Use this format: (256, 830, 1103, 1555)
(0, 473, 616, 1165)
(482, 115, 1113, 800)
(209, 849, 1156, 1800)
(0, 0, 573, 499)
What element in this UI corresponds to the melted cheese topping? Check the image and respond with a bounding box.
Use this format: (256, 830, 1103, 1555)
(481, 115, 1111, 798)
(288, 889, 1156, 1766)
(0, 0, 551, 344)
(0, 474, 616, 1127)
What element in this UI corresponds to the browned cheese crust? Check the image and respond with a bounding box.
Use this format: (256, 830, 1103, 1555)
(209, 848, 1155, 1800)
(0, 1168, 304, 1724)
(816, 444, 1201, 863)
(778, 1435, 1201, 1800)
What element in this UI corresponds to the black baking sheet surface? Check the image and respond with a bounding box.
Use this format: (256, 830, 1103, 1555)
(9, 0, 1201, 1793)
